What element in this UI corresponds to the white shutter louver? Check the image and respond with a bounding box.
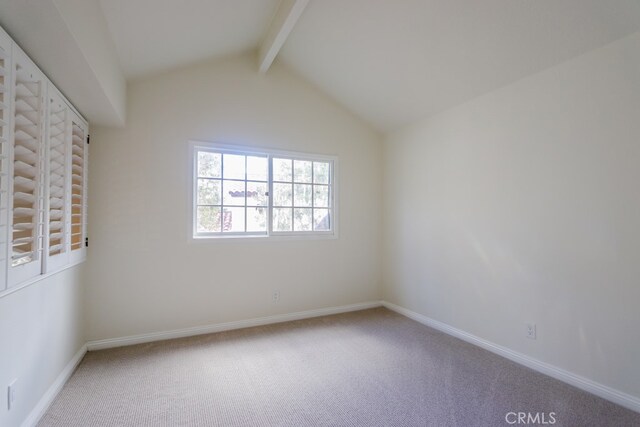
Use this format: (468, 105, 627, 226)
(9, 46, 46, 285)
(45, 88, 71, 271)
(69, 116, 87, 261)
(0, 30, 10, 291)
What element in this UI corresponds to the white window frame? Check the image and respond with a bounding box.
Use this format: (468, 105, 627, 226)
(189, 141, 338, 240)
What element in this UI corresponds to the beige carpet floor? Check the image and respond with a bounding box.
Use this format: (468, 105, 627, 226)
(39, 308, 640, 426)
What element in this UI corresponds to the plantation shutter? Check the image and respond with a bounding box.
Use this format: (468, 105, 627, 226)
(69, 112, 87, 263)
(45, 88, 70, 271)
(0, 25, 89, 294)
(0, 30, 10, 291)
(9, 46, 46, 285)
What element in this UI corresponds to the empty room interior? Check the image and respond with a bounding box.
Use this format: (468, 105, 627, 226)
(1, 0, 640, 426)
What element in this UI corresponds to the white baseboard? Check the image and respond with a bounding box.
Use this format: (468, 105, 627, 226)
(87, 301, 382, 351)
(381, 300, 640, 414)
(21, 344, 87, 427)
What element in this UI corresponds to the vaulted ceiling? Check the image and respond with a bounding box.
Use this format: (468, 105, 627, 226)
(99, 0, 281, 78)
(3, 0, 640, 131)
(280, 0, 640, 130)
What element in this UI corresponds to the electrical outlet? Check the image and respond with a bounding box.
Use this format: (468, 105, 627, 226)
(526, 323, 537, 340)
(272, 291, 280, 303)
(7, 379, 17, 411)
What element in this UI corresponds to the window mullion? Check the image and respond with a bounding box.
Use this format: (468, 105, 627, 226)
(311, 162, 315, 231)
(267, 155, 273, 236)
(244, 155, 247, 233)
(220, 155, 224, 232)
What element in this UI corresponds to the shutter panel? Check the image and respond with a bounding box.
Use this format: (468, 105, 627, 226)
(69, 112, 87, 263)
(8, 45, 46, 286)
(44, 88, 70, 271)
(0, 29, 11, 291)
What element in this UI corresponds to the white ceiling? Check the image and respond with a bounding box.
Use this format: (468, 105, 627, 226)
(99, 0, 279, 78)
(280, 0, 640, 130)
(98, 0, 640, 131)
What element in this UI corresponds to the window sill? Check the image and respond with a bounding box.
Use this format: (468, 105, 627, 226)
(190, 232, 338, 243)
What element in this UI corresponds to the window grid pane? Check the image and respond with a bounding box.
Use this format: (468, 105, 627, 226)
(195, 150, 268, 234)
(271, 157, 332, 234)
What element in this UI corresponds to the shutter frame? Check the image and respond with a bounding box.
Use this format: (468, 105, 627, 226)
(44, 85, 71, 272)
(68, 109, 88, 264)
(7, 44, 46, 287)
(0, 27, 11, 291)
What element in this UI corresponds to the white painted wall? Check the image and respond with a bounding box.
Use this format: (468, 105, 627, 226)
(86, 54, 382, 341)
(383, 32, 640, 399)
(0, 267, 85, 427)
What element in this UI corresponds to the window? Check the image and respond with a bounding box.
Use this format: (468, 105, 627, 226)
(191, 142, 336, 239)
(195, 150, 268, 235)
(0, 26, 89, 293)
(271, 158, 331, 232)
